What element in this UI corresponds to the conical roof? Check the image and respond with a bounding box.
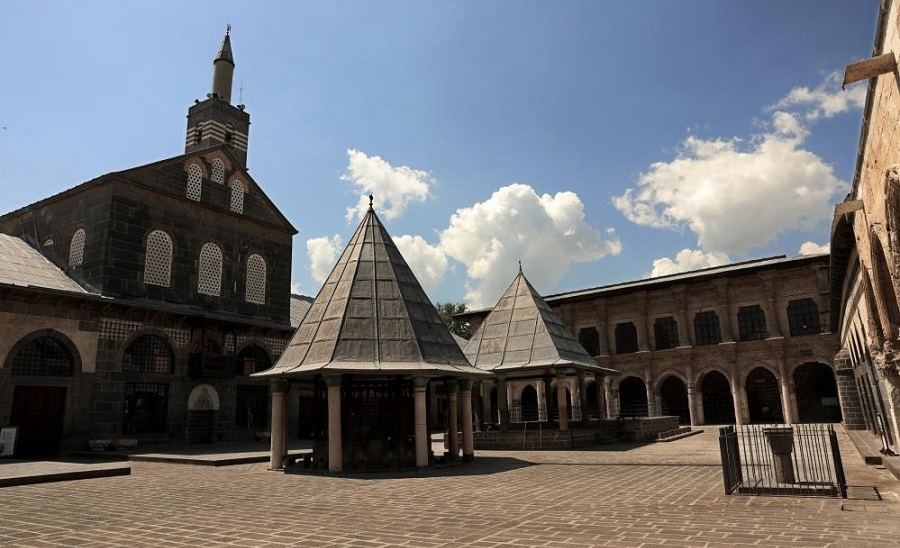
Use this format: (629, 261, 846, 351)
(463, 267, 617, 376)
(215, 30, 234, 65)
(258, 200, 488, 379)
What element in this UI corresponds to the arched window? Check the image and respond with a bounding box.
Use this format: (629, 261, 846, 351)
(230, 180, 245, 214)
(198, 242, 223, 296)
(694, 311, 722, 345)
(144, 230, 173, 287)
(737, 305, 767, 341)
(68, 228, 86, 267)
(787, 298, 821, 336)
(11, 336, 75, 376)
(235, 344, 271, 376)
(123, 334, 174, 374)
(210, 158, 225, 184)
(245, 253, 266, 304)
(187, 163, 202, 201)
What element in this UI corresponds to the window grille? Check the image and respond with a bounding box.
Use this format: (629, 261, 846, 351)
(210, 158, 225, 184)
(654, 317, 679, 350)
(578, 327, 600, 356)
(124, 383, 169, 435)
(144, 230, 173, 287)
(235, 345, 271, 376)
(11, 336, 74, 376)
(738, 305, 768, 341)
(198, 243, 223, 296)
(123, 335, 174, 374)
(69, 228, 86, 267)
(187, 163, 202, 201)
(230, 180, 245, 213)
(788, 298, 821, 337)
(694, 311, 722, 345)
(245, 253, 266, 304)
(615, 322, 638, 354)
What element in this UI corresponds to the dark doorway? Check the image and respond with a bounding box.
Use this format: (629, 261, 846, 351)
(701, 370, 735, 424)
(746, 367, 783, 424)
(659, 376, 690, 424)
(618, 377, 648, 417)
(794, 362, 843, 423)
(10, 386, 67, 458)
(549, 385, 574, 420)
(585, 381, 599, 419)
(489, 387, 498, 426)
(521, 385, 539, 421)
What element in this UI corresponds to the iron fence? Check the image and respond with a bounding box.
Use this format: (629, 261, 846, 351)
(719, 423, 846, 497)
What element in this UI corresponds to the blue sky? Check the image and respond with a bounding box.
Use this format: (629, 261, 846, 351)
(1, 1, 879, 307)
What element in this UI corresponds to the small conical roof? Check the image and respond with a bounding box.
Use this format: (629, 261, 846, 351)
(463, 267, 617, 377)
(258, 200, 488, 379)
(215, 29, 234, 65)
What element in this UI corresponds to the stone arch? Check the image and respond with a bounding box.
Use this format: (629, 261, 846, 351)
(188, 384, 220, 411)
(699, 369, 734, 424)
(234, 340, 274, 374)
(870, 227, 900, 342)
(745, 366, 783, 424)
(617, 375, 648, 417)
(657, 373, 689, 424)
(118, 330, 176, 374)
(4, 328, 82, 375)
(793, 362, 842, 423)
(186, 384, 220, 444)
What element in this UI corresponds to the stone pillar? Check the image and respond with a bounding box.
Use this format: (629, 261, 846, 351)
(556, 370, 569, 431)
(414, 378, 429, 468)
(543, 376, 554, 423)
(673, 285, 691, 347)
(604, 376, 615, 419)
(497, 374, 510, 431)
(595, 377, 606, 420)
(597, 300, 609, 355)
(731, 374, 745, 426)
(325, 375, 343, 472)
(778, 361, 795, 424)
(712, 279, 735, 343)
(269, 379, 288, 470)
(687, 382, 698, 426)
(759, 272, 783, 338)
(460, 380, 475, 461)
(446, 380, 459, 458)
(576, 370, 587, 424)
(645, 371, 656, 417)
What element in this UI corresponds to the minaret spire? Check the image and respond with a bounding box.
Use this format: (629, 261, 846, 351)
(211, 25, 235, 103)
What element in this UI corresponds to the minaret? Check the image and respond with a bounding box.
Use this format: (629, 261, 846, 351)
(185, 25, 251, 167)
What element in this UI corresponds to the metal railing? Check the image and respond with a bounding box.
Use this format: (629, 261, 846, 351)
(719, 423, 846, 497)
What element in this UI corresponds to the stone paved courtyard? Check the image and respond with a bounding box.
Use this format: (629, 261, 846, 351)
(2, 429, 900, 547)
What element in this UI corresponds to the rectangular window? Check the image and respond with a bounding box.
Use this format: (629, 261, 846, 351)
(578, 327, 600, 356)
(737, 305, 768, 341)
(124, 383, 169, 435)
(615, 322, 639, 354)
(694, 311, 722, 346)
(787, 298, 821, 336)
(654, 317, 679, 350)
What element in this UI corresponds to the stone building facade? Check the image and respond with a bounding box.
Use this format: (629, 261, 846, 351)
(464, 255, 845, 429)
(0, 30, 300, 457)
(831, 0, 900, 455)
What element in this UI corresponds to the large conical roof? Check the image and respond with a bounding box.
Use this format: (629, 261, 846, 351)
(258, 200, 488, 379)
(463, 267, 617, 377)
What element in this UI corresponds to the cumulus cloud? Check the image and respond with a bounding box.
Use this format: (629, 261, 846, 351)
(798, 241, 829, 255)
(290, 282, 303, 295)
(771, 71, 867, 121)
(306, 235, 343, 284)
(440, 184, 621, 308)
(341, 149, 436, 221)
(649, 249, 731, 278)
(394, 235, 448, 294)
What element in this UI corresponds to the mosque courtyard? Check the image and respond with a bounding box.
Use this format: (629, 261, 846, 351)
(1, 429, 899, 547)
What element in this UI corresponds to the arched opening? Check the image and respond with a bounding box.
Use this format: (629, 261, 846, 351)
(489, 387, 499, 426)
(871, 235, 900, 339)
(793, 362, 843, 423)
(659, 376, 689, 424)
(521, 385, 539, 422)
(745, 367, 783, 424)
(585, 381, 599, 420)
(700, 370, 734, 424)
(618, 377, 648, 417)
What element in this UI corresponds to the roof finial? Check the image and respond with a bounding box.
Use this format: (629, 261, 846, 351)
(226, 23, 231, 36)
(518, 260, 523, 274)
(369, 195, 374, 209)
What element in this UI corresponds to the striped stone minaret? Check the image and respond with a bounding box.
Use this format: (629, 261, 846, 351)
(185, 26, 251, 167)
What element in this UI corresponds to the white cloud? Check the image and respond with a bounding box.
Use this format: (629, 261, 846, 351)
(440, 184, 621, 308)
(798, 241, 830, 255)
(771, 71, 867, 121)
(341, 149, 435, 222)
(613, 111, 847, 255)
(306, 235, 343, 284)
(649, 249, 731, 278)
(290, 282, 303, 295)
(394, 235, 448, 294)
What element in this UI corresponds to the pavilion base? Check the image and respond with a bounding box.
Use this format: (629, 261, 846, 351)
(468, 417, 681, 450)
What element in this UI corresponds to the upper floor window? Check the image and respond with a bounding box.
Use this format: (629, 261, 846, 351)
(615, 322, 638, 354)
(578, 327, 600, 356)
(187, 163, 202, 201)
(123, 334, 174, 374)
(210, 158, 225, 184)
(235, 344, 271, 376)
(144, 230, 173, 287)
(654, 317, 678, 350)
(694, 311, 722, 346)
(788, 298, 821, 337)
(12, 336, 75, 376)
(245, 253, 266, 304)
(198, 243, 223, 296)
(68, 228, 86, 267)
(230, 180, 245, 214)
(737, 305, 767, 341)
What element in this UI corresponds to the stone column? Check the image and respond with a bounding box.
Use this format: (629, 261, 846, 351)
(636, 292, 650, 352)
(712, 279, 735, 342)
(576, 370, 587, 424)
(325, 375, 343, 472)
(460, 379, 475, 461)
(556, 370, 569, 431)
(759, 272, 784, 338)
(414, 378, 429, 468)
(597, 300, 609, 355)
(543, 376, 554, 423)
(731, 374, 745, 426)
(645, 371, 656, 417)
(446, 380, 459, 458)
(673, 285, 691, 347)
(687, 382, 698, 426)
(497, 374, 510, 431)
(595, 377, 606, 420)
(778, 361, 795, 424)
(604, 376, 615, 418)
(269, 379, 288, 470)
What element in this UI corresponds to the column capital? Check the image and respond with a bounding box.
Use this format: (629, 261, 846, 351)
(413, 377, 429, 389)
(270, 379, 289, 393)
(323, 375, 342, 388)
(445, 379, 459, 393)
(459, 379, 473, 391)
